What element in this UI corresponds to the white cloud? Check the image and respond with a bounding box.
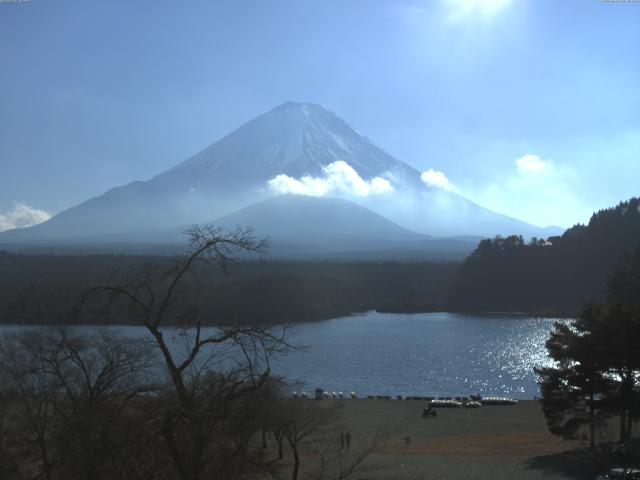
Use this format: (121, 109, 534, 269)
(461, 154, 589, 228)
(0, 202, 51, 232)
(515, 154, 547, 173)
(268, 174, 330, 197)
(267, 161, 393, 197)
(420, 168, 458, 192)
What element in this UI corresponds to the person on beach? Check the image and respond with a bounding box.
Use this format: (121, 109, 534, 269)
(345, 431, 351, 449)
(340, 431, 345, 449)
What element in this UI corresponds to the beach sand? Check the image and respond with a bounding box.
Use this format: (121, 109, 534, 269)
(275, 399, 594, 480)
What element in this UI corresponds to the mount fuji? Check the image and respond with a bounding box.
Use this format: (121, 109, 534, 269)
(0, 102, 559, 253)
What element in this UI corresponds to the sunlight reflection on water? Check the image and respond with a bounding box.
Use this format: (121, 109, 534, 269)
(269, 312, 569, 399)
(0, 312, 569, 399)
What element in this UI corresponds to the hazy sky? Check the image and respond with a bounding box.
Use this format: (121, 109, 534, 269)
(0, 0, 638, 229)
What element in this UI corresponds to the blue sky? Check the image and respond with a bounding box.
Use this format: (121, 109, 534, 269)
(0, 0, 638, 229)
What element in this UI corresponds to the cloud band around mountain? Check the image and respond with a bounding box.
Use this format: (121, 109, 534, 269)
(0, 202, 51, 232)
(420, 168, 458, 192)
(267, 160, 394, 197)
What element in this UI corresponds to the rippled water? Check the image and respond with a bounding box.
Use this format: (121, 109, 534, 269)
(0, 312, 567, 399)
(270, 312, 566, 399)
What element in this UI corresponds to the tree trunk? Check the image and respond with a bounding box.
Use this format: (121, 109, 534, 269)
(620, 371, 634, 442)
(162, 415, 190, 480)
(262, 426, 268, 449)
(37, 436, 53, 480)
(589, 391, 595, 448)
(291, 444, 300, 480)
(626, 371, 634, 441)
(620, 409, 627, 443)
(278, 436, 284, 460)
(189, 423, 206, 480)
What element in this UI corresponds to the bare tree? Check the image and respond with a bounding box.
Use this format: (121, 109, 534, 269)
(0, 328, 158, 480)
(73, 225, 296, 480)
(269, 397, 394, 480)
(266, 399, 289, 461)
(309, 425, 394, 480)
(0, 330, 64, 480)
(280, 399, 339, 480)
(44, 330, 157, 479)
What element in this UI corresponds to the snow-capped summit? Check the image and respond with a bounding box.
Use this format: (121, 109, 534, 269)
(158, 101, 419, 189)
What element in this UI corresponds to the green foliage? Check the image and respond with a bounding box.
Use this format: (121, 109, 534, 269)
(536, 244, 640, 445)
(448, 197, 640, 315)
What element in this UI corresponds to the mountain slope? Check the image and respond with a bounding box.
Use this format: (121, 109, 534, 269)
(164, 101, 421, 185)
(0, 102, 557, 244)
(208, 194, 421, 244)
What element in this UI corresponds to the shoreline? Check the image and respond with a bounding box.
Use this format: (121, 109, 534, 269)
(0, 308, 575, 328)
(290, 398, 591, 479)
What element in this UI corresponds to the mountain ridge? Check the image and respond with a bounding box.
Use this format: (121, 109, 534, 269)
(0, 102, 561, 247)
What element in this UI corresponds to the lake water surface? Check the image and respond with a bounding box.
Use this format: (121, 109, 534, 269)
(0, 312, 566, 399)
(271, 311, 564, 399)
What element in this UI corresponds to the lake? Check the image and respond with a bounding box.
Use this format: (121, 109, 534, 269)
(0, 311, 565, 399)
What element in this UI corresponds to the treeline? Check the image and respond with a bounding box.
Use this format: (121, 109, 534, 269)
(4, 197, 640, 323)
(447, 197, 640, 315)
(0, 252, 458, 325)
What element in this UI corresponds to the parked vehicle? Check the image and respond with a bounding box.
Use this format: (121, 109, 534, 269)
(595, 467, 640, 480)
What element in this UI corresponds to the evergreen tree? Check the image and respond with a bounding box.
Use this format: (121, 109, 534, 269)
(537, 245, 640, 444)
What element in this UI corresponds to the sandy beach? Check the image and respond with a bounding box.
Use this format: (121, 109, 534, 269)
(272, 399, 595, 480)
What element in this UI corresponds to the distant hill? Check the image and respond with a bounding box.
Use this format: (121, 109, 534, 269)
(447, 197, 640, 315)
(204, 194, 423, 245)
(162, 195, 479, 260)
(0, 102, 556, 249)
